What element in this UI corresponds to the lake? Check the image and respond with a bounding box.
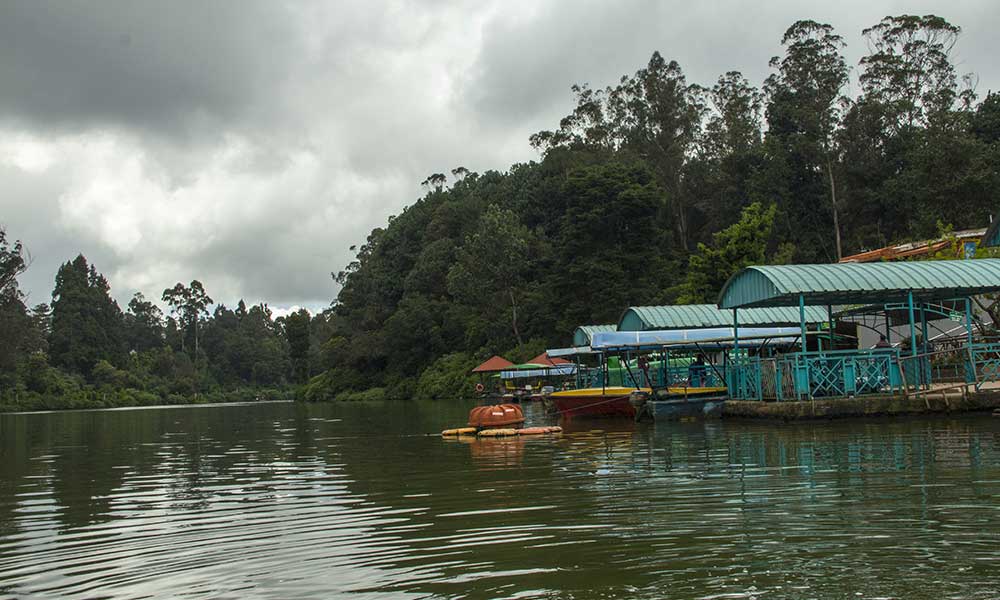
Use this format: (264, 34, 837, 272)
(1, 400, 999, 599)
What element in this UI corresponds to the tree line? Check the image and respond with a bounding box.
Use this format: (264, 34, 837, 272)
(0, 237, 333, 411)
(309, 15, 1000, 401)
(3, 15, 999, 407)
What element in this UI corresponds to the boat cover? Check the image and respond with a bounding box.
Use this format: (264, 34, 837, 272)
(590, 327, 801, 351)
(545, 346, 595, 357)
(499, 364, 577, 379)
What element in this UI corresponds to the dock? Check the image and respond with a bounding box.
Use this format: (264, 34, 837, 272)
(724, 384, 1000, 420)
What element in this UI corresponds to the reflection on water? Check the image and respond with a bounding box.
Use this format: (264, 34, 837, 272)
(1, 401, 999, 599)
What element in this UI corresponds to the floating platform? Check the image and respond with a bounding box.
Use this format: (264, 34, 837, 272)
(441, 426, 563, 437)
(723, 387, 1000, 420)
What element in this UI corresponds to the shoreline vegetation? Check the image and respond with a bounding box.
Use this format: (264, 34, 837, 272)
(5, 15, 1000, 411)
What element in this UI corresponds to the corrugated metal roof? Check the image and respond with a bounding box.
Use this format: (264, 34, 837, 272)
(572, 324, 616, 346)
(718, 260, 1000, 309)
(618, 304, 828, 331)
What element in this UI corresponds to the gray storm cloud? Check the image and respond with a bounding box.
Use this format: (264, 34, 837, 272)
(1, 0, 998, 313)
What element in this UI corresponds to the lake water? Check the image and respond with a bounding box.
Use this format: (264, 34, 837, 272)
(1, 400, 999, 599)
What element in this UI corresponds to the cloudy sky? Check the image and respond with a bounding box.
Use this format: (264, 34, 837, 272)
(2, 1, 998, 316)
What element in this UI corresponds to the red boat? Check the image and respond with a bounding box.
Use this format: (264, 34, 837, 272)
(546, 387, 640, 419)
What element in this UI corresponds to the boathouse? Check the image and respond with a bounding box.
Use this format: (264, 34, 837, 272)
(718, 260, 1000, 408)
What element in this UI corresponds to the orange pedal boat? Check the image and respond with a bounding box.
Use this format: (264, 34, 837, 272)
(468, 404, 525, 428)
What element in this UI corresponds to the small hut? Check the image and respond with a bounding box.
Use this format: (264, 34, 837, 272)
(471, 355, 514, 374)
(470, 355, 515, 395)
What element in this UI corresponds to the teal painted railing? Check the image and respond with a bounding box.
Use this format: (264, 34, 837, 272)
(576, 364, 726, 389)
(728, 342, 1000, 401)
(967, 342, 1000, 389)
(729, 348, 907, 401)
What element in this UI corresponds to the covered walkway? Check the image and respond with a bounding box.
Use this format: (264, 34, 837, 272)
(618, 304, 828, 331)
(718, 260, 1000, 401)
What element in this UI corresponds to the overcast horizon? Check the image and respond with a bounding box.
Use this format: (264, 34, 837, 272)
(3, 0, 999, 317)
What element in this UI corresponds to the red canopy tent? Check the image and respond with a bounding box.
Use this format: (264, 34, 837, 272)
(471, 355, 515, 373)
(528, 352, 572, 366)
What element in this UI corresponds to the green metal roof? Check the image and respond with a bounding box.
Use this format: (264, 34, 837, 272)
(718, 260, 1000, 309)
(572, 324, 616, 346)
(618, 304, 829, 331)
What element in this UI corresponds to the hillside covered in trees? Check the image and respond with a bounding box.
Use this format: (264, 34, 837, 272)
(3, 15, 1000, 409)
(306, 15, 1000, 401)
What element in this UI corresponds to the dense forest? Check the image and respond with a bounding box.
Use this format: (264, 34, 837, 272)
(3, 15, 1000, 409)
(307, 15, 1000, 401)
(0, 241, 328, 411)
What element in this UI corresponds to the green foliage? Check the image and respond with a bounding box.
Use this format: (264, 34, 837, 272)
(8, 13, 1000, 409)
(761, 20, 848, 262)
(334, 387, 387, 402)
(860, 15, 965, 131)
(283, 308, 312, 383)
(0, 228, 31, 384)
(678, 203, 779, 304)
(162, 280, 213, 356)
(92, 360, 128, 388)
(50, 255, 126, 374)
(0, 230, 308, 412)
(124, 293, 164, 353)
(447, 204, 532, 347)
(200, 302, 291, 387)
(531, 52, 705, 249)
(308, 16, 1000, 402)
(414, 353, 478, 401)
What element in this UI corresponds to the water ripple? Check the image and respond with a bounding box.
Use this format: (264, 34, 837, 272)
(1, 404, 1000, 599)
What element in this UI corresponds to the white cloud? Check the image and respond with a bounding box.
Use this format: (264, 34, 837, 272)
(1, 0, 998, 313)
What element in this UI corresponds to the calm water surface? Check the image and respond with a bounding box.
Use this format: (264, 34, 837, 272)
(1, 400, 999, 599)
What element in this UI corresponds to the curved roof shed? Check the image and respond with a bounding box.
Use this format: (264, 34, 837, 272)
(718, 260, 1000, 309)
(572, 324, 616, 346)
(619, 304, 828, 331)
